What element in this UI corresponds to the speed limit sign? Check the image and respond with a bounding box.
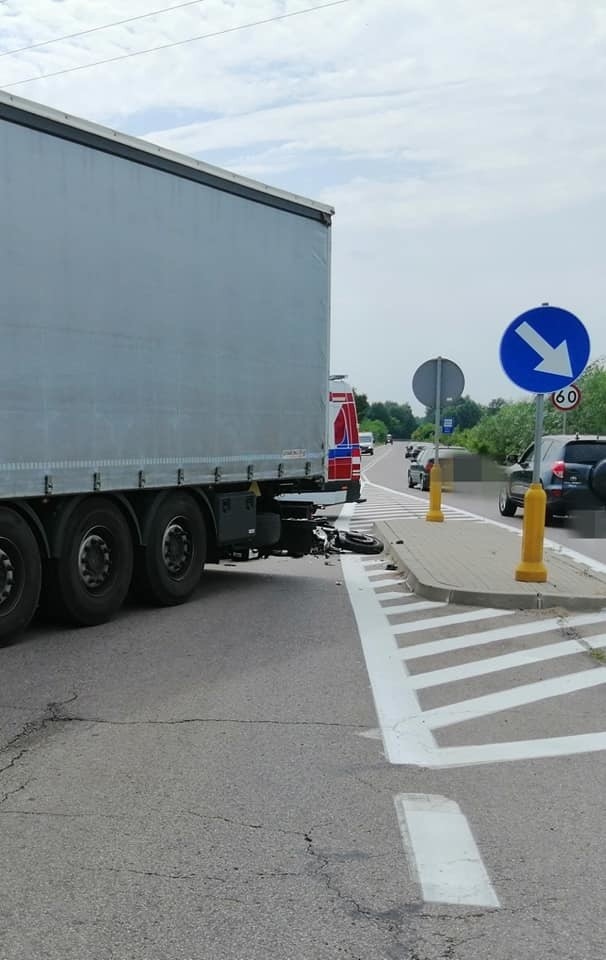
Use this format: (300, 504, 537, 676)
(551, 384, 581, 411)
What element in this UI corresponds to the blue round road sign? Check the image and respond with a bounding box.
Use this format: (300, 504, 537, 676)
(500, 305, 590, 394)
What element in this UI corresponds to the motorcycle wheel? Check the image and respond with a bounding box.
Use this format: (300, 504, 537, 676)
(335, 530, 384, 555)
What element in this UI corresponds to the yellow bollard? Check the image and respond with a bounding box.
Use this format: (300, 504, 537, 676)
(426, 463, 444, 522)
(515, 483, 548, 582)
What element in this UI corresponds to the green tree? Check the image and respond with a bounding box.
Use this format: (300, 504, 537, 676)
(367, 401, 390, 425)
(384, 401, 418, 439)
(463, 400, 561, 461)
(411, 422, 435, 441)
(486, 397, 506, 416)
(559, 359, 606, 434)
(357, 398, 418, 439)
(425, 395, 483, 431)
(354, 390, 369, 422)
(454, 358, 606, 463)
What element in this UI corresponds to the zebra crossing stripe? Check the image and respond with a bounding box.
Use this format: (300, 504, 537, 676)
(420, 668, 606, 730)
(373, 591, 412, 601)
(383, 600, 447, 616)
(393, 608, 512, 636)
(343, 554, 606, 767)
(400, 610, 606, 660)
(431, 731, 606, 767)
(367, 578, 407, 589)
(409, 639, 596, 689)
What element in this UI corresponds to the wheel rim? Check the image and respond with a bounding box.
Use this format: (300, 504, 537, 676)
(78, 527, 113, 593)
(0, 539, 22, 611)
(499, 490, 507, 510)
(161, 517, 193, 580)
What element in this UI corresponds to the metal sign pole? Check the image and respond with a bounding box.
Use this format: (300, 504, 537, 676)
(533, 394, 544, 483)
(426, 357, 444, 522)
(434, 356, 442, 465)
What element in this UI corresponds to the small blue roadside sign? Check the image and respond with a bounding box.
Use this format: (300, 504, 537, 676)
(499, 304, 590, 393)
(442, 417, 455, 434)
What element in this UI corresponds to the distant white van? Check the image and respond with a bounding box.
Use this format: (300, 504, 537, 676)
(359, 431, 375, 456)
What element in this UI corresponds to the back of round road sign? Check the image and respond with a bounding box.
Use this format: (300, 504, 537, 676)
(412, 358, 465, 408)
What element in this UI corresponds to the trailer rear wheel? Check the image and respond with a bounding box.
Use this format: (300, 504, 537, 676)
(136, 492, 206, 605)
(0, 508, 42, 645)
(54, 499, 133, 626)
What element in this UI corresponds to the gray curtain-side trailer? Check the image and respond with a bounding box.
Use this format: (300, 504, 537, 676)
(0, 91, 333, 644)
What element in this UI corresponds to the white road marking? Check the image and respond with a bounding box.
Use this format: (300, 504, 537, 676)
(341, 555, 436, 765)
(335, 501, 355, 531)
(384, 600, 447, 616)
(421, 668, 606, 730)
(357, 728, 383, 740)
(401, 610, 606, 660)
(394, 607, 513, 636)
(373, 590, 412, 601)
(410, 636, 606, 689)
(394, 794, 500, 908)
(435, 730, 606, 767)
(353, 478, 482, 526)
(367, 578, 407, 589)
(341, 554, 606, 767)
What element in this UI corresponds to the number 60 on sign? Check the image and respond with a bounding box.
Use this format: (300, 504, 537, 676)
(551, 384, 581, 411)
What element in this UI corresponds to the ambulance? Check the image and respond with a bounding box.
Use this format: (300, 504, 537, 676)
(324, 376, 362, 504)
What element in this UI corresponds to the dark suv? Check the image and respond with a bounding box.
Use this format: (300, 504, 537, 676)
(499, 435, 606, 521)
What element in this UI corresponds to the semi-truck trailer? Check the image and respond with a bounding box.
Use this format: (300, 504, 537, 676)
(0, 91, 334, 644)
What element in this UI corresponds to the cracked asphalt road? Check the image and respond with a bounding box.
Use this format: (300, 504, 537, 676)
(3, 544, 606, 960)
(0, 558, 421, 960)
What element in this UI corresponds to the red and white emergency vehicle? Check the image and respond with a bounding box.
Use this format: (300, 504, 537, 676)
(325, 376, 361, 503)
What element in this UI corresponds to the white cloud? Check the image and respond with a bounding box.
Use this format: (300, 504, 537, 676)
(1, 0, 605, 405)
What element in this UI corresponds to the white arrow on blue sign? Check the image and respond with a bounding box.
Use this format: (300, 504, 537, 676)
(500, 304, 590, 393)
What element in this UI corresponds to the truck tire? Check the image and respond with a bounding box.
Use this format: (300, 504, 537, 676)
(136, 492, 206, 605)
(53, 499, 133, 626)
(0, 508, 42, 645)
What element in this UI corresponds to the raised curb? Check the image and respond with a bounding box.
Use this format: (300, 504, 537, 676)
(375, 519, 606, 613)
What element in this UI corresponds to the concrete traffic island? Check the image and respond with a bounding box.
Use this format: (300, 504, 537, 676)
(376, 518, 606, 612)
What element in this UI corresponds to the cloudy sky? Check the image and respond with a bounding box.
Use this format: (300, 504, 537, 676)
(1, 0, 604, 413)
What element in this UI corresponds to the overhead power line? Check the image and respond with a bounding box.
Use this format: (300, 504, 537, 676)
(0, 0, 210, 59)
(1, 0, 356, 88)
